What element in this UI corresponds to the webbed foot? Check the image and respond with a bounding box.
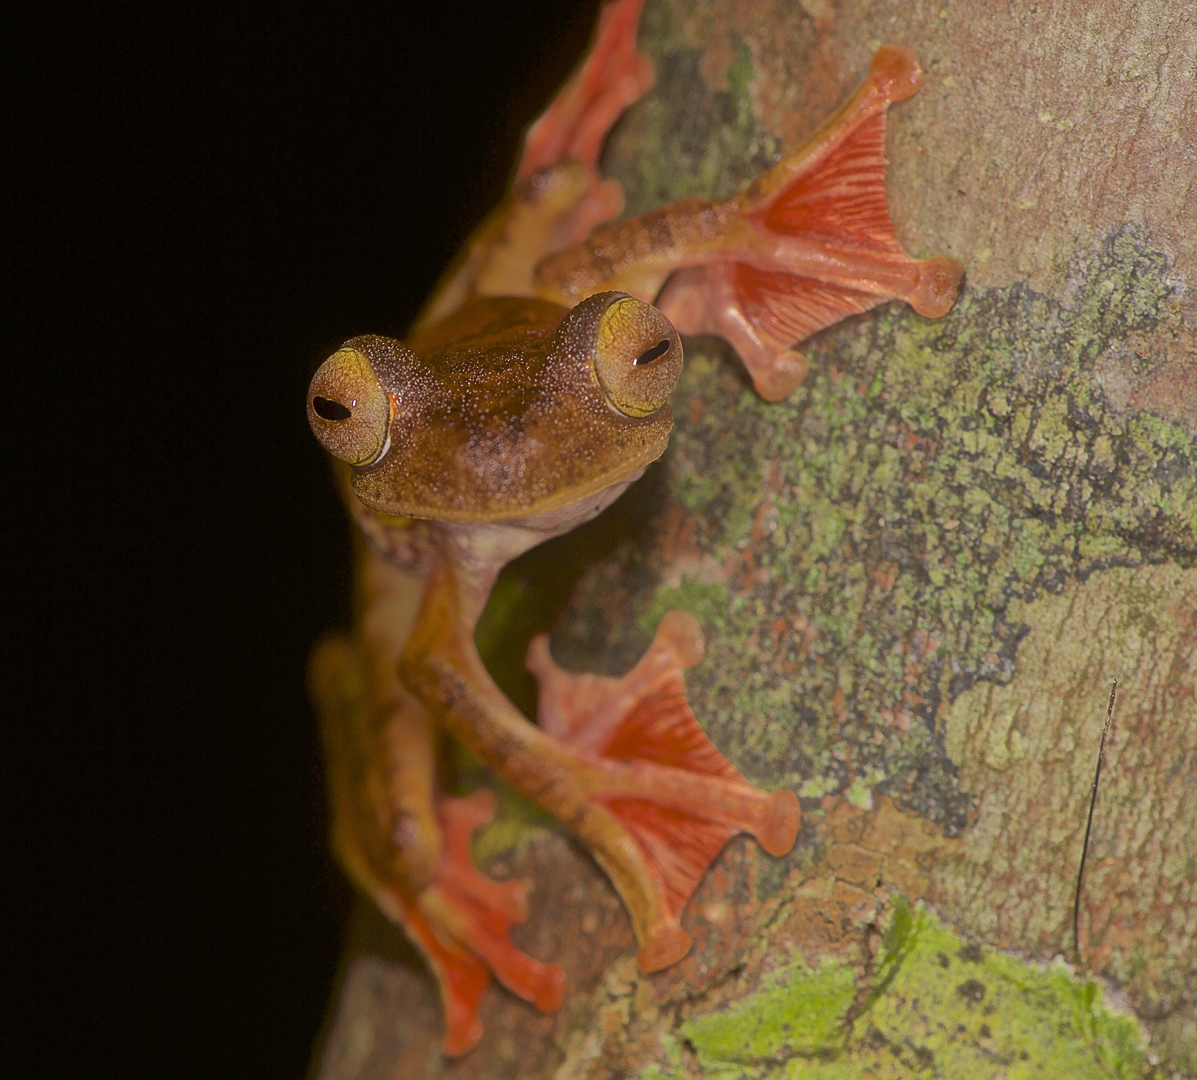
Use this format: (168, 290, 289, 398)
(535, 44, 964, 400)
(403, 561, 797, 980)
(657, 46, 963, 398)
(526, 611, 800, 970)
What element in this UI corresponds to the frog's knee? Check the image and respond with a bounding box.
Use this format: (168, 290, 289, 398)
(388, 809, 442, 890)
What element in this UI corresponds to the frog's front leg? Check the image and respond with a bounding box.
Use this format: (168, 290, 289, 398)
(536, 45, 964, 401)
(401, 553, 799, 971)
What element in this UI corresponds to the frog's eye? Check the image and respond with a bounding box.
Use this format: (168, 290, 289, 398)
(592, 296, 684, 418)
(307, 346, 392, 466)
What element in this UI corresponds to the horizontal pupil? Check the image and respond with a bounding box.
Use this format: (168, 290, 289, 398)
(633, 339, 671, 366)
(313, 396, 352, 421)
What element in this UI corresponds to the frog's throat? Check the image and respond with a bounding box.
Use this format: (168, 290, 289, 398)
(348, 432, 667, 525)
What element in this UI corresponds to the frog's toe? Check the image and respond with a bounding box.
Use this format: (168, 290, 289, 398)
(910, 255, 966, 318)
(639, 923, 692, 973)
(761, 789, 802, 856)
(554, 176, 626, 249)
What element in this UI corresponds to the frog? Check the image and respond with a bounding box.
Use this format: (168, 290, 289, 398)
(306, 0, 962, 1056)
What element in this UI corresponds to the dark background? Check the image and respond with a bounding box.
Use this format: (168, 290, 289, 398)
(14, 1, 602, 1075)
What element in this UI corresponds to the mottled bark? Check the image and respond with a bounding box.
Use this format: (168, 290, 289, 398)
(313, 2, 1195, 1077)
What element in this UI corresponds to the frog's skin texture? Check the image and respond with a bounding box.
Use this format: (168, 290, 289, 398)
(306, 0, 961, 1056)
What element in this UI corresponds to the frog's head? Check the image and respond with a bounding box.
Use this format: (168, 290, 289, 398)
(307, 293, 683, 523)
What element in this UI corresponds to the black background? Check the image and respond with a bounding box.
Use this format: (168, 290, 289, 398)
(15, 1, 603, 1075)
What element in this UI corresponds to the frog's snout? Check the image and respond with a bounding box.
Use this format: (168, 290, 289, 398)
(307, 345, 393, 467)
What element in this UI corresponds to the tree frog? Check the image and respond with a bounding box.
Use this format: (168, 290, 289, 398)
(306, 0, 962, 1055)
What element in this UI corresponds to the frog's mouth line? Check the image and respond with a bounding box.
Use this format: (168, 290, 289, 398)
(496, 464, 649, 534)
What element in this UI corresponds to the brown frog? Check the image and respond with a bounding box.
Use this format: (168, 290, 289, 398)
(307, 0, 962, 1054)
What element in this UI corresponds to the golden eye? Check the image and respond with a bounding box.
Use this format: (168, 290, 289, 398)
(306, 346, 392, 465)
(592, 296, 683, 418)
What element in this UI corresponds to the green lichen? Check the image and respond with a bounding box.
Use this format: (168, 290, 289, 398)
(562, 227, 1193, 837)
(467, 226, 1194, 1068)
(681, 954, 857, 1069)
(840, 904, 1149, 1080)
(664, 899, 1148, 1079)
(640, 1032, 686, 1080)
(468, 223, 1191, 1059)
(641, 578, 733, 635)
(469, 774, 557, 866)
(843, 769, 885, 811)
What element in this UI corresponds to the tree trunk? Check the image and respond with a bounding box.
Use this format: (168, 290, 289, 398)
(313, 2, 1195, 1076)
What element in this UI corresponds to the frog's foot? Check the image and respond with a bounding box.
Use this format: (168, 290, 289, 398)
(385, 790, 565, 1056)
(526, 611, 800, 970)
(656, 45, 964, 401)
(518, 0, 653, 182)
(655, 265, 814, 402)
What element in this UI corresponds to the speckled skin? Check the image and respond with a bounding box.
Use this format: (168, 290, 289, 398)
(346, 296, 675, 522)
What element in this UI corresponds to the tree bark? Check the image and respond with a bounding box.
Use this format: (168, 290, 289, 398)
(313, 2, 1196, 1076)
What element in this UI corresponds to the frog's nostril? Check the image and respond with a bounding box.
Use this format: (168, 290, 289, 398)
(634, 340, 671, 366)
(313, 396, 352, 422)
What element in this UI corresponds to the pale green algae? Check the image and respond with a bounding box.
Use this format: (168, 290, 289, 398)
(681, 957, 857, 1067)
(652, 900, 1148, 1079)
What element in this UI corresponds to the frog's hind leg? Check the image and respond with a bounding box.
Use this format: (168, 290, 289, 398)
(418, 0, 653, 329)
(326, 793, 492, 1058)
(310, 635, 563, 1057)
(387, 790, 565, 1055)
(516, 0, 654, 248)
(657, 45, 964, 400)
(331, 787, 565, 1057)
(525, 611, 800, 969)
(518, 0, 653, 182)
